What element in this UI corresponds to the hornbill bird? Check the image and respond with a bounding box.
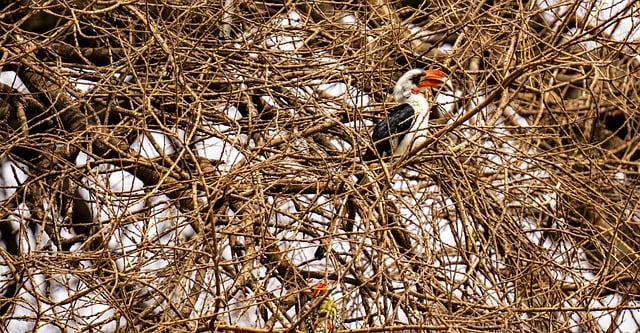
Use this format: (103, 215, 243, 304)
(314, 69, 452, 261)
(363, 68, 452, 160)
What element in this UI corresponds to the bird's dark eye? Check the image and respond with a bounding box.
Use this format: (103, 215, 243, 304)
(409, 74, 425, 85)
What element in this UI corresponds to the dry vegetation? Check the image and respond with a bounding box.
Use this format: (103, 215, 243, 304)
(1, 0, 640, 332)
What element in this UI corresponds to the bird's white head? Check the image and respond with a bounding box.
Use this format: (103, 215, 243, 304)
(392, 68, 451, 102)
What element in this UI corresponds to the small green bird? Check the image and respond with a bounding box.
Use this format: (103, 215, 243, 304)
(304, 283, 339, 333)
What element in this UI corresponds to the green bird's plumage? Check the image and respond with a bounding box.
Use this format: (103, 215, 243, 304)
(304, 283, 339, 333)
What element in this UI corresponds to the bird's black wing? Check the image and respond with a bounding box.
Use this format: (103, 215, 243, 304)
(364, 103, 415, 160)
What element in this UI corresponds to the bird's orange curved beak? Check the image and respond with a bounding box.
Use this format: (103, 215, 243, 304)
(417, 69, 452, 90)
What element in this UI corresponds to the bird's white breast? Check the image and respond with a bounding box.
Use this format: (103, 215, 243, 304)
(395, 112, 429, 156)
(394, 95, 431, 156)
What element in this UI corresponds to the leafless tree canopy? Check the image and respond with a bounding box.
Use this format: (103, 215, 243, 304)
(1, 0, 640, 332)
